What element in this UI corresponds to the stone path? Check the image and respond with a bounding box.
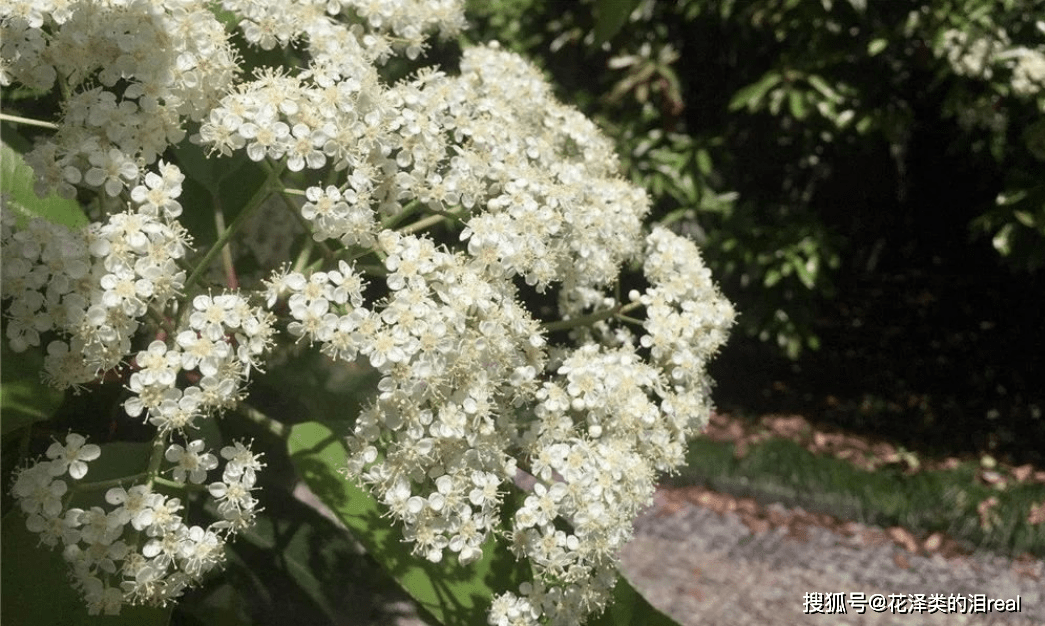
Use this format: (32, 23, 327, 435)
(619, 487, 1044, 626)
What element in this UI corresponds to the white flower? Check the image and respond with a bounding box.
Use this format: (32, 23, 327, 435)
(165, 440, 218, 484)
(46, 433, 101, 480)
(177, 525, 224, 577)
(130, 162, 184, 218)
(189, 293, 242, 340)
(133, 340, 181, 387)
(105, 485, 162, 531)
(12, 462, 67, 517)
(219, 440, 265, 487)
(83, 148, 139, 196)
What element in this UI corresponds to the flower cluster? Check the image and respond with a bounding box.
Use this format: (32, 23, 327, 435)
(486, 229, 734, 626)
(937, 24, 1045, 106)
(3, 155, 273, 612)
(11, 433, 263, 614)
(1, 162, 190, 389)
(204, 41, 649, 296)
(4, 0, 736, 624)
(1, 0, 238, 198)
(123, 290, 276, 433)
(268, 230, 546, 565)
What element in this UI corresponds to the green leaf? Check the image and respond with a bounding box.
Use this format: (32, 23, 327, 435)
(1014, 210, 1037, 227)
(288, 422, 683, 626)
(288, 421, 529, 626)
(2, 512, 171, 626)
(0, 341, 64, 435)
(728, 73, 781, 112)
(90, 441, 154, 482)
(588, 572, 682, 626)
(695, 148, 713, 177)
(787, 90, 808, 119)
(1, 139, 87, 230)
(867, 38, 888, 56)
(805, 74, 839, 102)
(170, 140, 252, 196)
(169, 141, 265, 250)
(793, 256, 817, 289)
(593, 0, 642, 45)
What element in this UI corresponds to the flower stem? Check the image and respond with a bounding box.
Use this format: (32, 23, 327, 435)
(213, 196, 238, 289)
(74, 473, 150, 492)
(541, 301, 643, 332)
(183, 160, 286, 293)
(237, 403, 290, 439)
(396, 208, 466, 235)
(146, 436, 167, 487)
(380, 199, 423, 230)
(154, 477, 208, 491)
(0, 112, 59, 130)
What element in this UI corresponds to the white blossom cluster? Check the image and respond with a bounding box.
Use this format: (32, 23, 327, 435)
(11, 433, 263, 614)
(939, 28, 1007, 79)
(488, 229, 733, 626)
(220, 0, 464, 61)
(937, 24, 1045, 105)
(2, 158, 273, 612)
(1, 0, 238, 198)
(1, 162, 189, 388)
(1007, 45, 1045, 97)
(3, 0, 736, 624)
(244, 36, 734, 623)
(266, 230, 545, 565)
(201, 40, 649, 295)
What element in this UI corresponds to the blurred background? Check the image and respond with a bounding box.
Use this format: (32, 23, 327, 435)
(464, 0, 1045, 467)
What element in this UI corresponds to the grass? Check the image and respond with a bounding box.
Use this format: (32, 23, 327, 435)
(672, 435, 1045, 558)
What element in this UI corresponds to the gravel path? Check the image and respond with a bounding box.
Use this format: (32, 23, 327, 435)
(619, 488, 1044, 626)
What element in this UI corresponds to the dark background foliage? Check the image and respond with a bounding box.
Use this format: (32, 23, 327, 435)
(465, 0, 1045, 466)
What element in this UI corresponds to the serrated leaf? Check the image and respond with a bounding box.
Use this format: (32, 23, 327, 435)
(2, 512, 171, 626)
(1, 340, 65, 435)
(1, 139, 87, 230)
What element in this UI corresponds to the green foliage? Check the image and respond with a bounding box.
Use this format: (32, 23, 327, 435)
(2, 514, 172, 626)
(1, 336, 65, 435)
(1, 135, 87, 230)
(592, 0, 642, 45)
(466, 0, 1045, 357)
